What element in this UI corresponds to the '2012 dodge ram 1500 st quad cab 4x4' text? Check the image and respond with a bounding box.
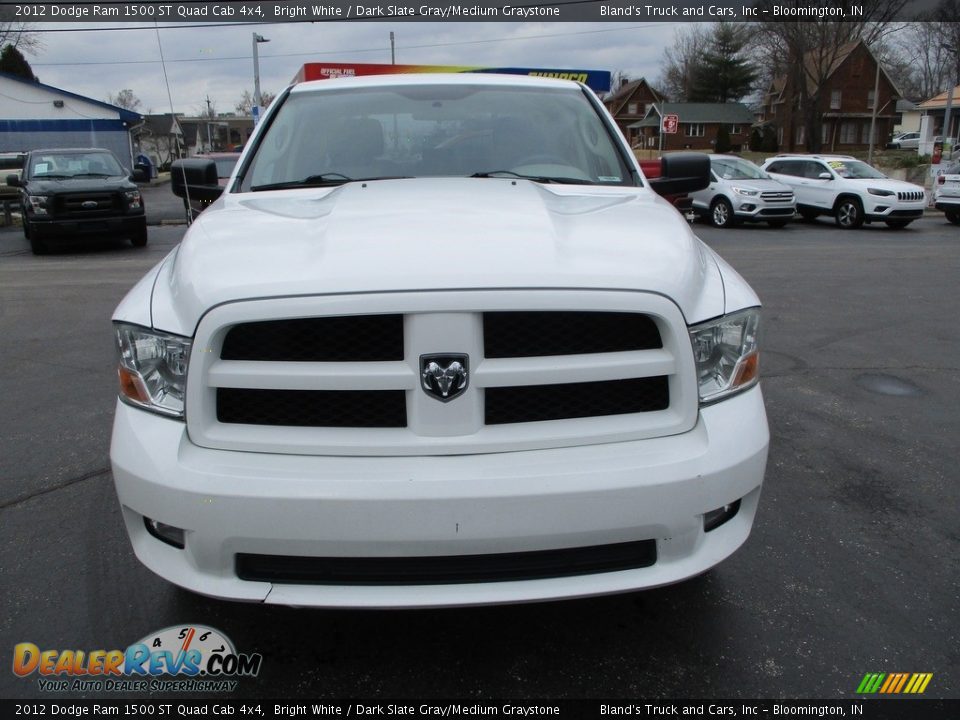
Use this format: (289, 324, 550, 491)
(110, 74, 768, 608)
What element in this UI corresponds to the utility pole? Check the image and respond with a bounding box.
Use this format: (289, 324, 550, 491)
(867, 50, 881, 165)
(205, 95, 213, 151)
(390, 31, 395, 64)
(252, 32, 270, 124)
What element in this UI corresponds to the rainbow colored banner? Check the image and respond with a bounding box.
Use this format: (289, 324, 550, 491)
(856, 672, 933, 694)
(295, 63, 611, 92)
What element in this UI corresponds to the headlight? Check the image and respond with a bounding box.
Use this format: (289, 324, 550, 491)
(867, 188, 894, 197)
(27, 195, 49, 215)
(125, 189, 142, 210)
(115, 323, 191, 418)
(689, 308, 760, 404)
(732, 187, 759, 197)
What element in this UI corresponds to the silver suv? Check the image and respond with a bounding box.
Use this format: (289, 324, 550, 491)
(760, 155, 925, 229)
(690, 155, 795, 228)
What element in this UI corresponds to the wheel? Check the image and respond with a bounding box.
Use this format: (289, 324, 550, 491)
(131, 227, 148, 248)
(834, 197, 864, 229)
(884, 219, 912, 229)
(798, 207, 819, 221)
(29, 234, 47, 255)
(767, 219, 789, 228)
(709, 197, 736, 228)
(22, 215, 31, 240)
(945, 210, 960, 225)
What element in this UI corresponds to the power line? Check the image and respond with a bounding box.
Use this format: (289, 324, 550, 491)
(31, 23, 667, 67)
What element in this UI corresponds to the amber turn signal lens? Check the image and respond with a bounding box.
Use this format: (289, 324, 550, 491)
(118, 366, 150, 404)
(734, 352, 759, 387)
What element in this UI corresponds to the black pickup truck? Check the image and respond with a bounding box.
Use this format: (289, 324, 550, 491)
(5, 147, 147, 255)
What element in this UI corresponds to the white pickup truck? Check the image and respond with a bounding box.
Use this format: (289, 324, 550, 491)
(110, 74, 769, 607)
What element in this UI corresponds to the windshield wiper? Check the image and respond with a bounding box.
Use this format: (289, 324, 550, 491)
(469, 170, 596, 185)
(251, 173, 411, 192)
(71, 173, 113, 178)
(33, 173, 71, 179)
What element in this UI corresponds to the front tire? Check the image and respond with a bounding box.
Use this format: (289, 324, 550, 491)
(710, 197, 736, 228)
(29, 233, 47, 255)
(884, 219, 912, 229)
(131, 227, 148, 248)
(945, 210, 960, 225)
(835, 197, 864, 229)
(799, 207, 819, 222)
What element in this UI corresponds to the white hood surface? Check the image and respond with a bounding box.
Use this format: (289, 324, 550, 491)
(150, 178, 727, 334)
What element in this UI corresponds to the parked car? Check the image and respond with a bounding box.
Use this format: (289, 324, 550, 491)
(112, 74, 768, 608)
(934, 162, 960, 225)
(886, 132, 920, 150)
(179, 151, 240, 220)
(760, 154, 925, 229)
(689, 155, 796, 228)
(0, 151, 25, 214)
(6, 148, 147, 254)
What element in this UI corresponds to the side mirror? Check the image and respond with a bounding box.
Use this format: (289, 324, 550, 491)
(818, 172, 832, 180)
(648, 153, 711, 196)
(131, 168, 148, 183)
(6, 174, 21, 187)
(170, 159, 223, 202)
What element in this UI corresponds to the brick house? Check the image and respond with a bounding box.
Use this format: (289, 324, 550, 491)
(757, 39, 901, 153)
(633, 102, 754, 152)
(603, 78, 665, 147)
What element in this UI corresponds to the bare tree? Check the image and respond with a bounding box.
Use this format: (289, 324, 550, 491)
(108, 89, 143, 112)
(235, 89, 276, 115)
(657, 25, 710, 102)
(750, 0, 907, 151)
(0, 22, 44, 55)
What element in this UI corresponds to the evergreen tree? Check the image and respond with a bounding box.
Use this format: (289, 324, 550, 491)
(715, 125, 732, 153)
(749, 128, 764, 152)
(689, 24, 757, 103)
(0, 44, 37, 82)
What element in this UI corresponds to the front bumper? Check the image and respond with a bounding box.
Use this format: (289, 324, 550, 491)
(864, 199, 925, 222)
(733, 200, 795, 221)
(30, 213, 145, 240)
(110, 387, 769, 608)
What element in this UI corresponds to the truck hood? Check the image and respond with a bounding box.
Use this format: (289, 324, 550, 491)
(151, 178, 729, 334)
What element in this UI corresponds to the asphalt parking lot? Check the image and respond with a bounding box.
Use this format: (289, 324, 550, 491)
(0, 194, 957, 700)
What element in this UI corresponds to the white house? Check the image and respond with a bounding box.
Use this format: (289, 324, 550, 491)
(0, 72, 142, 167)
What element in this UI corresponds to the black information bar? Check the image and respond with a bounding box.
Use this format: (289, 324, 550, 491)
(0, 0, 941, 24)
(2, 699, 959, 720)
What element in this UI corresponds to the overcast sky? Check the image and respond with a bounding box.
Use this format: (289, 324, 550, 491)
(24, 21, 681, 115)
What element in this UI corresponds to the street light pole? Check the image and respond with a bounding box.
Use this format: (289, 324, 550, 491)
(939, 43, 954, 159)
(867, 49, 881, 165)
(252, 33, 270, 110)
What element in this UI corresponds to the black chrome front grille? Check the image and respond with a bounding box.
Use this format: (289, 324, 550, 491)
(485, 377, 669, 425)
(483, 311, 661, 358)
(236, 539, 657, 585)
(56, 192, 121, 218)
(221, 315, 404, 362)
(217, 388, 407, 427)
(896, 190, 924, 202)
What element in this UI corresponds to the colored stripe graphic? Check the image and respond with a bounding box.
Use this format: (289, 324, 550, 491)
(857, 672, 932, 694)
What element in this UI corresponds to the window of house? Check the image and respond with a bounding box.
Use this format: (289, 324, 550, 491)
(796, 125, 805, 145)
(628, 102, 638, 114)
(730, 125, 742, 135)
(840, 121, 859, 144)
(822, 123, 830, 145)
(778, 127, 784, 145)
(867, 91, 875, 110)
(686, 123, 705, 137)
(830, 90, 842, 110)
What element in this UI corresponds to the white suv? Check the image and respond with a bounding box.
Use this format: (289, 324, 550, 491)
(760, 155, 926, 229)
(934, 162, 960, 225)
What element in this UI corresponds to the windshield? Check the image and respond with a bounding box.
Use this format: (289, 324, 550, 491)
(711, 157, 768, 181)
(29, 151, 124, 178)
(826, 159, 886, 179)
(243, 84, 632, 190)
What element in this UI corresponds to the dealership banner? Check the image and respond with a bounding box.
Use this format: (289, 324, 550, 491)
(295, 63, 612, 93)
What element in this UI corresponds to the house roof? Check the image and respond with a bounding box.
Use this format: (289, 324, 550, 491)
(603, 78, 664, 115)
(0, 71, 142, 124)
(919, 85, 960, 110)
(633, 102, 755, 128)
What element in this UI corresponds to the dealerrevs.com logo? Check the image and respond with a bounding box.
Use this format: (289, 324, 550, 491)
(13, 625, 262, 693)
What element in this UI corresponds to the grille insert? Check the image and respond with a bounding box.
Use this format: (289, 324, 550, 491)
(485, 376, 669, 425)
(221, 315, 403, 362)
(236, 539, 657, 585)
(217, 388, 407, 428)
(484, 311, 661, 358)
